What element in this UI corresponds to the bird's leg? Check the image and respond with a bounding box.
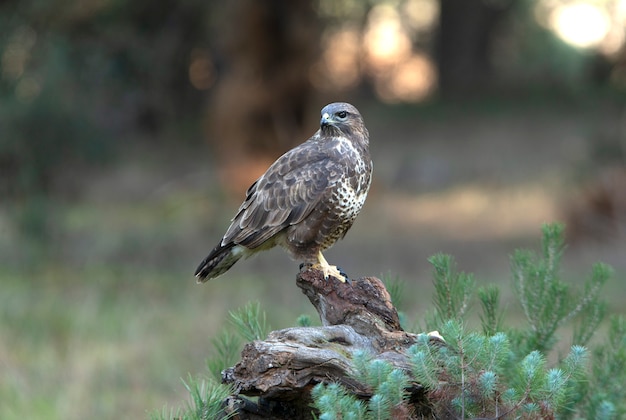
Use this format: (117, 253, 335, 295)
(312, 250, 349, 283)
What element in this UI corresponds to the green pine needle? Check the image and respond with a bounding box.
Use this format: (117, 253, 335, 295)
(365, 360, 394, 390)
(207, 330, 241, 381)
(296, 313, 312, 327)
(478, 371, 497, 399)
(478, 285, 505, 336)
(428, 253, 475, 323)
(176, 376, 234, 420)
(228, 301, 269, 342)
(368, 394, 391, 420)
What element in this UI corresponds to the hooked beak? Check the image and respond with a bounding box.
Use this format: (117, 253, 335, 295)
(320, 112, 332, 127)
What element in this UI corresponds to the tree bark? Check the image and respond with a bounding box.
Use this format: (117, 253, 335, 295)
(221, 269, 442, 419)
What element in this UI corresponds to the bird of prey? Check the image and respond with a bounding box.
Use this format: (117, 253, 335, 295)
(195, 102, 372, 283)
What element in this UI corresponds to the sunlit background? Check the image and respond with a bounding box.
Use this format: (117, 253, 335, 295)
(1, 0, 625, 418)
(313, 0, 626, 102)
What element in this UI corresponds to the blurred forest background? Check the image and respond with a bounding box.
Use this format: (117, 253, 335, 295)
(1, 0, 626, 418)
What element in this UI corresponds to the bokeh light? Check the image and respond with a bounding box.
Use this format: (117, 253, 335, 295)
(314, 0, 438, 103)
(402, 0, 439, 32)
(311, 25, 362, 90)
(535, 0, 626, 55)
(374, 53, 436, 103)
(549, 2, 610, 48)
(364, 4, 413, 73)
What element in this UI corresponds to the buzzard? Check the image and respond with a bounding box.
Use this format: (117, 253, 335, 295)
(195, 102, 372, 283)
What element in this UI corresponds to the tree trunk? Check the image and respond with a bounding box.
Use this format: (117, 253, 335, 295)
(207, 0, 320, 194)
(436, 0, 513, 97)
(221, 269, 442, 419)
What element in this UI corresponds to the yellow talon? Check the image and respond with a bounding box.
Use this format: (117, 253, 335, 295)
(312, 251, 347, 282)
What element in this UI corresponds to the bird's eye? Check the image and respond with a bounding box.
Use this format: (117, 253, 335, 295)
(336, 111, 348, 119)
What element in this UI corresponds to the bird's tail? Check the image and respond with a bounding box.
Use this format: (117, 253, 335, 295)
(194, 243, 245, 283)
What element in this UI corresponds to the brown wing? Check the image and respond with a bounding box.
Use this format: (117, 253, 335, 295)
(220, 134, 349, 249)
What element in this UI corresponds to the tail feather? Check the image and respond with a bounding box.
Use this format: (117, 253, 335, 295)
(194, 243, 244, 282)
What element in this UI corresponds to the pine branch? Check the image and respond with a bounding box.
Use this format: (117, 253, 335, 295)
(408, 334, 441, 390)
(157, 376, 234, 420)
(207, 330, 242, 381)
(570, 263, 612, 346)
(429, 254, 474, 323)
(478, 285, 505, 336)
(228, 301, 269, 342)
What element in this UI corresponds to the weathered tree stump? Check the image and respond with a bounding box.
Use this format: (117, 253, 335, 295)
(221, 269, 439, 419)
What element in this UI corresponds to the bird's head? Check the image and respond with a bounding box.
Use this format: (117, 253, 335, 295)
(320, 102, 367, 139)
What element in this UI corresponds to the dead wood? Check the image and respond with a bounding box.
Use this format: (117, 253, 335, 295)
(221, 268, 439, 419)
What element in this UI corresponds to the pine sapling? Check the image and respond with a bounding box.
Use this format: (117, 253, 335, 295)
(511, 223, 610, 355)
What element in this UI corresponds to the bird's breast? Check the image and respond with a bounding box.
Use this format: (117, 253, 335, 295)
(332, 160, 371, 222)
(315, 137, 371, 250)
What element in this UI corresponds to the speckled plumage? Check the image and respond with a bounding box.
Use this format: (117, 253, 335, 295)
(195, 102, 372, 282)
